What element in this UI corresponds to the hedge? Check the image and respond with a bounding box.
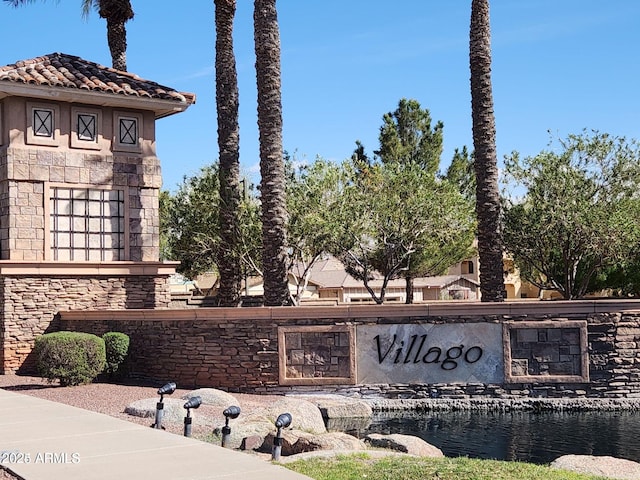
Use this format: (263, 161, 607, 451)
(103, 331, 130, 376)
(34, 332, 106, 386)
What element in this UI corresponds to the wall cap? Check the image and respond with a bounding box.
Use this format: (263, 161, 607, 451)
(0, 261, 179, 276)
(58, 299, 640, 321)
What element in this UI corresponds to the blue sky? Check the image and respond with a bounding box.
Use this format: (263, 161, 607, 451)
(2, 1, 640, 192)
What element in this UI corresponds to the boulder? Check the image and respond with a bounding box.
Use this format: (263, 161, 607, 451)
(325, 416, 372, 433)
(124, 397, 186, 424)
(243, 396, 327, 434)
(215, 397, 325, 450)
(551, 455, 640, 480)
(262, 430, 366, 456)
(364, 433, 444, 458)
(291, 394, 373, 419)
(302, 431, 366, 452)
(240, 435, 264, 451)
(182, 388, 240, 410)
(213, 415, 275, 450)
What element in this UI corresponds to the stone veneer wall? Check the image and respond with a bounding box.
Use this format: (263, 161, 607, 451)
(0, 147, 162, 262)
(56, 301, 640, 399)
(1, 273, 172, 373)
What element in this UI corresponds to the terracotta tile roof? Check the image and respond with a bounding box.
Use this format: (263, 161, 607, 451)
(0, 52, 196, 105)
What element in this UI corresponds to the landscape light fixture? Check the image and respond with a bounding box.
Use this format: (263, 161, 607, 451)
(221, 406, 241, 448)
(183, 396, 202, 437)
(271, 412, 292, 461)
(153, 382, 176, 429)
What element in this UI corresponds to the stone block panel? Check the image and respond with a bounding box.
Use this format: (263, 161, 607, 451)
(504, 320, 589, 383)
(278, 325, 355, 385)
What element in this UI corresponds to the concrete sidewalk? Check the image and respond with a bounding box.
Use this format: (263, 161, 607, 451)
(0, 389, 311, 480)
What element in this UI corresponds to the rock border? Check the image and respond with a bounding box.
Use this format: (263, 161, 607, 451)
(365, 397, 640, 412)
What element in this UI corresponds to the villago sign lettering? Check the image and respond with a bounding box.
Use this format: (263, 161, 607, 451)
(356, 324, 504, 384)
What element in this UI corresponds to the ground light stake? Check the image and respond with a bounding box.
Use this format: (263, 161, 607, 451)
(221, 406, 241, 448)
(183, 396, 202, 437)
(153, 382, 176, 429)
(272, 413, 292, 461)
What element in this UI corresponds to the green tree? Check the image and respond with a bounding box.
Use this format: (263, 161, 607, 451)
(236, 183, 263, 284)
(443, 146, 476, 203)
(165, 165, 221, 281)
(286, 157, 353, 304)
(588, 252, 640, 298)
(158, 189, 172, 261)
(346, 100, 472, 303)
(215, 0, 242, 307)
(164, 167, 261, 291)
(470, 0, 504, 302)
(502, 131, 640, 299)
(254, 0, 289, 306)
(374, 98, 444, 175)
(352, 140, 371, 168)
(337, 160, 475, 304)
(4, 0, 134, 71)
(399, 178, 476, 304)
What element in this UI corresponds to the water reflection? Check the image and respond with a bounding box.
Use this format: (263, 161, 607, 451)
(347, 411, 640, 464)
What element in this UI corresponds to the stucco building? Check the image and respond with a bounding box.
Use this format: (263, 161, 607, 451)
(0, 53, 194, 372)
(284, 254, 539, 304)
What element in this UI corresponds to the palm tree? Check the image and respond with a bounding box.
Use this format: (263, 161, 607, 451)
(215, 0, 242, 307)
(254, 0, 289, 306)
(470, 0, 504, 302)
(86, 0, 134, 71)
(4, 0, 134, 71)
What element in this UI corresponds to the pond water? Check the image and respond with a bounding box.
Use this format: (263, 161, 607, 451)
(341, 410, 640, 465)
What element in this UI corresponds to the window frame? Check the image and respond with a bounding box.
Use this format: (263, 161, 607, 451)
(26, 102, 60, 147)
(70, 106, 102, 150)
(462, 260, 475, 275)
(44, 183, 130, 261)
(113, 111, 142, 153)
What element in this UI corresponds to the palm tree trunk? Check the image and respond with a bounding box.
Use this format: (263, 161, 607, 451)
(9, 0, 132, 71)
(215, 0, 242, 307)
(105, 18, 127, 71)
(254, 0, 289, 306)
(470, 0, 504, 302)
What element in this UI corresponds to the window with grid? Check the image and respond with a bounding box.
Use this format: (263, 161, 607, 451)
(33, 108, 54, 137)
(50, 187, 125, 261)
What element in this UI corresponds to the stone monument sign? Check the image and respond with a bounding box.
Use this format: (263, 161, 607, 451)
(356, 323, 504, 384)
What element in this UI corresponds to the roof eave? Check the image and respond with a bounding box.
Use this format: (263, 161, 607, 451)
(0, 83, 194, 119)
(457, 275, 481, 286)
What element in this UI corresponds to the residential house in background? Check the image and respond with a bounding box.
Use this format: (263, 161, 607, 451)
(281, 254, 539, 304)
(448, 251, 540, 300)
(288, 255, 481, 303)
(188, 253, 540, 306)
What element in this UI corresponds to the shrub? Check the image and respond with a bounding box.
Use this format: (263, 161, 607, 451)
(103, 332, 130, 376)
(34, 332, 106, 386)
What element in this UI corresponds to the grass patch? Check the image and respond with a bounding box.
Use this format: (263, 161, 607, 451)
(283, 454, 609, 480)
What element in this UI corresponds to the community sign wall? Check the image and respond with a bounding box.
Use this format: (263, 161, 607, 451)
(55, 301, 637, 399)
